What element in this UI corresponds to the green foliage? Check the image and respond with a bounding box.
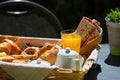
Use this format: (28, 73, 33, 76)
(107, 8, 120, 23)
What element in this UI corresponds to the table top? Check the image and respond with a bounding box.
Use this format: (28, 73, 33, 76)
(84, 44, 120, 80)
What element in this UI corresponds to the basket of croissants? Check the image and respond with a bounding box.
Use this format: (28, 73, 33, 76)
(0, 17, 102, 80)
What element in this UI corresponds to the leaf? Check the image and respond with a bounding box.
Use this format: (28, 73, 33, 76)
(107, 8, 120, 23)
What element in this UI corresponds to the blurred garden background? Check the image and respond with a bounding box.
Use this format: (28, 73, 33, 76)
(31, 0, 120, 43)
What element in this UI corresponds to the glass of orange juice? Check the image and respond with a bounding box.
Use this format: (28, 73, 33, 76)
(61, 29, 81, 54)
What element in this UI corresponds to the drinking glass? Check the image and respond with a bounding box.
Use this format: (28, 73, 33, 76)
(61, 29, 81, 53)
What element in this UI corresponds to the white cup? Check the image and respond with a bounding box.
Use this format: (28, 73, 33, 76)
(71, 58, 84, 71)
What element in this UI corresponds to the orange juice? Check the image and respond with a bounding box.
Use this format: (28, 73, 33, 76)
(61, 32, 81, 53)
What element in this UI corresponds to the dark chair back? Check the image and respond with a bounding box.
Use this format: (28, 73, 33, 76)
(0, 0, 63, 38)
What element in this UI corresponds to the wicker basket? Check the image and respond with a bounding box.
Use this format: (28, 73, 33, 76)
(0, 57, 96, 80)
(0, 35, 100, 80)
(44, 53, 97, 80)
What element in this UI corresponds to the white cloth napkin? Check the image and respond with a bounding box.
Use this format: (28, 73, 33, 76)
(0, 60, 57, 80)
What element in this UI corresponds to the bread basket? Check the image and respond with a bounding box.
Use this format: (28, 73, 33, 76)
(0, 16, 103, 80)
(0, 35, 101, 80)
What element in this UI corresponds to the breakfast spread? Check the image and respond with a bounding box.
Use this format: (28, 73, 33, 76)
(0, 17, 102, 72)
